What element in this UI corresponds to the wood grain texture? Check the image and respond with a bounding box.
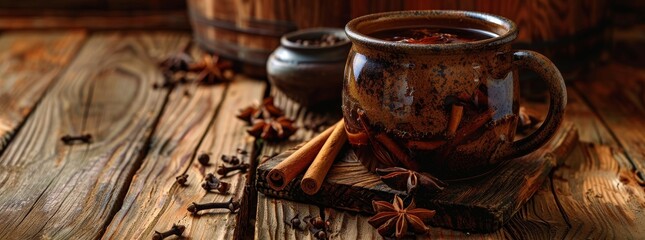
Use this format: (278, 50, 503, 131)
(255, 89, 341, 240)
(500, 79, 644, 239)
(573, 64, 645, 188)
(0, 32, 189, 240)
(550, 142, 645, 238)
(0, 31, 86, 152)
(256, 194, 322, 240)
(102, 76, 265, 240)
(562, 87, 618, 146)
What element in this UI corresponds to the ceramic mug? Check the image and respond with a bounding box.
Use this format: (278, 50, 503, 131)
(342, 10, 567, 179)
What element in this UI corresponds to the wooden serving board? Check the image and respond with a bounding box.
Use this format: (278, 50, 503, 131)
(256, 123, 578, 233)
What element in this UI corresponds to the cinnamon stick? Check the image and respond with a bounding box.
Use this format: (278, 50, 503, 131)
(267, 120, 339, 191)
(451, 109, 495, 145)
(447, 104, 464, 135)
(301, 119, 347, 195)
(405, 140, 446, 150)
(346, 129, 368, 146)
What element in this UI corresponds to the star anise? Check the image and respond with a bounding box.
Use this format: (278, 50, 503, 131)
(368, 195, 436, 239)
(155, 53, 235, 89)
(376, 167, 447, 194)
(246, 116, 297, 141)
(236, 97, 284, 124)
(188, 54, 234, 84)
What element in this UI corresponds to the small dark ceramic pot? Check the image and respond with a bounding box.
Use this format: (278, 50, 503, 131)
(267, 28, 350, 107)
(343, 10, 567, 179)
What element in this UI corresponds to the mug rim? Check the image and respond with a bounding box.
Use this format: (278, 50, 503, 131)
(345, 10, 518, 54)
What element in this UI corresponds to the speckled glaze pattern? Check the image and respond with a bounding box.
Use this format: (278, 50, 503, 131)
(343, 10, 567, 179)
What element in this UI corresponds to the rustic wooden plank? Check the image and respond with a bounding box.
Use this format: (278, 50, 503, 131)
(573, 64, 645, 186)
(562, 87, 618, 146)
(100, 71, 228, 237)
(0, 31, 86, 152)
(499, 177, 567, 239)
(102, 76, 265, 239)
(501, 77, 643, 239)
(0, 32, 189, 239)
(256, 194, 323, 240)
(255, 89, 341, 240)
(550, 142, 645, 238)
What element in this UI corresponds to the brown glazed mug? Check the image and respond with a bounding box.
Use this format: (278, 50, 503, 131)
(342, 10, 566, 179)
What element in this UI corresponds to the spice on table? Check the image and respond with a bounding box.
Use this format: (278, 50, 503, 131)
(376, 167, 446, 194)
(175, 174, 189, 186)
(187, 198, 240, 214)
(187, 54, 235, 84)
(197, 153, 210, 166)
(217, 163, 250, 177)
(309, 216, 325, 229)
(152, 224, 185, 240)
(236, 97, 284, 124)
(368, 195, 435, 239)
(267, 121, 339, 191)
(60, 134, 92, 145)
(155, 53, 235, 89)
(301, 119, 347, 195)
(237, 148, 248, 155)
(287, 214, 302, 230)
(246, 117, 298, 141)
(313, 229, 327, 239)
(221, 154, 241, 165)
(202, 173, 230, 194)
(237, 96, 298, 141)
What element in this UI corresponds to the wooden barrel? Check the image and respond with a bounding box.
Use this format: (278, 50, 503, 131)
(187, 0, 351, 77)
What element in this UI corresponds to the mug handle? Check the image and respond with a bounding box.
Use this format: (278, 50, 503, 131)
(496, 50, 567, 160)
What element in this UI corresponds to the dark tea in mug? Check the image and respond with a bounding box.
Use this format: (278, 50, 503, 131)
(370, 26, 497, 44)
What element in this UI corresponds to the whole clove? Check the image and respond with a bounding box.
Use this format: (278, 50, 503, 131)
(61, 134, 92, 145)
(220, 155, 240, 165)
(152, 224, 185, 240)
(217, 163, 250, 177)
(198, 153, 210, 166)
(175, 174, 188, 186)
(201, 173, 230, 194)
(187, 198, 240, 214)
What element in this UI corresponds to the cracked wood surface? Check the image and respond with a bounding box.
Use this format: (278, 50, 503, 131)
(0, 31, 86, 152)
(103, 76, 266, 239)
(0, 32, 189, 239)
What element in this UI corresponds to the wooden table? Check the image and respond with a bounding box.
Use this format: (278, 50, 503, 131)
(0, 30, 643, 239)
